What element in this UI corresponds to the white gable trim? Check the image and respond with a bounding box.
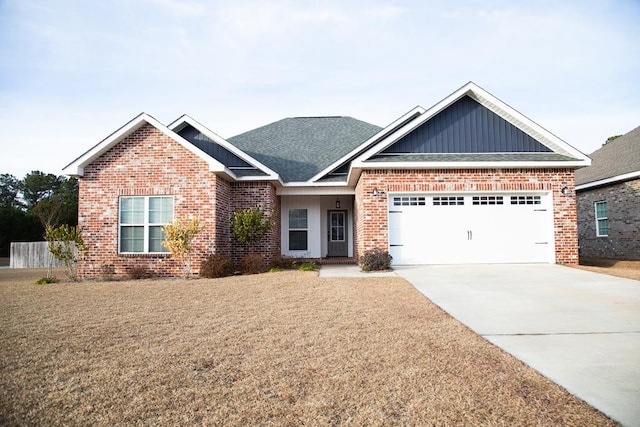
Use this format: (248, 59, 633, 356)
(352, 82, 590, 168)
(576, 170, 640, 191)
(168, 114, 281, 181)
(62, 113, 228, 177)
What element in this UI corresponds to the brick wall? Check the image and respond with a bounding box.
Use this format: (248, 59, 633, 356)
(77, 123, 280, 278)
(230, 182, 281, 265)
(577, 179, 640, 260)
(354, 168, 579, 264)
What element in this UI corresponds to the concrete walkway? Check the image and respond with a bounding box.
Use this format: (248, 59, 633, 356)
(394, 264, 640, 427)
(318, 264, 397, 278)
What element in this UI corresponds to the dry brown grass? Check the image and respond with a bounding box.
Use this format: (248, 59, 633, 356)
(574, 258, 640, 281)
(0, 268, 615, 426)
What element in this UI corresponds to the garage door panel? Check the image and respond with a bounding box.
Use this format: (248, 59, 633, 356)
(388, 193, 554, 265)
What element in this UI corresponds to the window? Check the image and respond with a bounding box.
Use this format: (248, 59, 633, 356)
(433, 196, 464, 206)
(330, 211, 345, 242)
(393, 196, 426, 206)
(595, 201, 609, 237)
(289, 209, 308, 250)
(472, 196, 503, 205)
(119, 196, 173, 253)
(510, 195, 541, 205)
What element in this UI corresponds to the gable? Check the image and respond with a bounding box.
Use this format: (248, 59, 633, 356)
(351, 82, 590, 178)
(176, 124, 268, 177)
(380, 96, 552, 155)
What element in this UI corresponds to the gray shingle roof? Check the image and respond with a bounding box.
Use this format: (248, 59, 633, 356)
(228, 117, 382, 183)
(575, 125, 640, 186)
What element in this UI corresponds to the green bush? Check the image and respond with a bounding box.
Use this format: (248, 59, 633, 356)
(200, 254, 234, 278)
(35, 277, 57, 285)
(240, 254, 265, 275)
(298, 261, 317, 272)
(359, 248, 393, 272)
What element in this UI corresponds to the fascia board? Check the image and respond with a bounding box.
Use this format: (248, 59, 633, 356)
(576, 170, 640, 191)
(352, 160, 591, 170)
(277, 185, 355, 196)
(309, 106, 426, 182)
(62, 113, 227, 176)
(168, 114, 280, 180)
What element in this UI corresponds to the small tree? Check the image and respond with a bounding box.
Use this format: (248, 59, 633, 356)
(231, 205, 273, 246)
(162, 218, 203, 278)
(45, 224, 88, 281)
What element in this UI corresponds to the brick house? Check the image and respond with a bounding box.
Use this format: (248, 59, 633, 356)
(576, 125, 640, 260)
(63, 82, 590, 278)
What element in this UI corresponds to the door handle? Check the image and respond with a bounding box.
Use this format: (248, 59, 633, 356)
(467, 230, 473, 240)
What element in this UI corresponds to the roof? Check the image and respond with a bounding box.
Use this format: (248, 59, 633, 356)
(228, 117, 382, 183)
(576, 125, 640, 189)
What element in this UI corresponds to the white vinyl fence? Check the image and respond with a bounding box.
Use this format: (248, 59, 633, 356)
(10, 242, 68, 268)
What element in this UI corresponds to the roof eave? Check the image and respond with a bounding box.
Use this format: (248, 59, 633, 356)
(352, 160, 590, 170)
(576, 170, 640, 191)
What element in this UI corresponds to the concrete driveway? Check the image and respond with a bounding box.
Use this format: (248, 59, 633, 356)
(395, 264, 640, 427)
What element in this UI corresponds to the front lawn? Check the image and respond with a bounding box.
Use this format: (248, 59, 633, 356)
(0, 269, 615, 426)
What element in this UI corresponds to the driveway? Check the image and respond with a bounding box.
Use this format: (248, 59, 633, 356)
(395, 264, 640, 427)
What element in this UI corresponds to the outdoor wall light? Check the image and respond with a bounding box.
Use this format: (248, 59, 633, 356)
(335, 198, 341, 209)
(561, 186, 570, 196)
(372, 188, 379, 196)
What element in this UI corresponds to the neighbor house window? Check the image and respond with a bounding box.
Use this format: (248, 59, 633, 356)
(119, 196, 174, 253)
(595, 201, 609, 237)
(289, 209, 308, 251)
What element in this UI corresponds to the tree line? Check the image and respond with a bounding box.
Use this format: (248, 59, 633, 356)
(0, 171, 78, 258)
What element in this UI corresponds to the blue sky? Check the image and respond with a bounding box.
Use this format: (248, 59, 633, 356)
(1, 0, 639, 178)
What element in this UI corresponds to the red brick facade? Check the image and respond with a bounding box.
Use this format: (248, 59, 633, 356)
(77, 124, 279, 278)
(354, 168, 579, 264)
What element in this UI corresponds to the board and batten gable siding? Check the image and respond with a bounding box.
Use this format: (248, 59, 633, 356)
(381, 96, 552, 154)
(354, 168, 578, 264)
(177, 124, 254, 168)
(77, 123, 229, 278)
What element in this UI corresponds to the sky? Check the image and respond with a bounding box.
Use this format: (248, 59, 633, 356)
(0, 0, 639, 179)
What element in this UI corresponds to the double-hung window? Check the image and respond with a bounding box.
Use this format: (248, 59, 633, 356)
(119, 196, 174, 253)
(288, 209, 308, 251)
(595, 201, 609, 237)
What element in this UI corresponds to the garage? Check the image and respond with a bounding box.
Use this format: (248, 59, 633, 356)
(388, 193, 555, 265)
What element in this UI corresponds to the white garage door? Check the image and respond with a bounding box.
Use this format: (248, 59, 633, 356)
(388, 193, 554, 265)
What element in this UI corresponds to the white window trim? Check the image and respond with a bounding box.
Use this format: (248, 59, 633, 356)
(288, 208, 308, 251)
(594, 201, 608, 237)
(119, 196, 174, 254)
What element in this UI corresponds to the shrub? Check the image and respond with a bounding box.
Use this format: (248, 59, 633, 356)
(200, 254, 234, 278)
(45, 224, 88, 281)
(100, 264, 116, 281)
(231, 206, 273, 245)
(162, 218, 203, 278)
(270, 255, 296, 270)
(35, 277, 57, 285)
(128, 265, 152, 280)
(359, 248, 393, 272)
(240, 254, 265, 275)
(298, 261, 317, 272)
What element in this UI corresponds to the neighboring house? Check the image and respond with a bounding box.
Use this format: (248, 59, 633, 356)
(576, 126, 640, 260)
(63, 82, 590, 278)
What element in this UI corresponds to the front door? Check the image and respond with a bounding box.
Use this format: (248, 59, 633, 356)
(327, 210, 348, 257)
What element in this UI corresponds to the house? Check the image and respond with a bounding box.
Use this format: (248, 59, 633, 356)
(63, 82, 590, 278)
(575, 126, 640, 260)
